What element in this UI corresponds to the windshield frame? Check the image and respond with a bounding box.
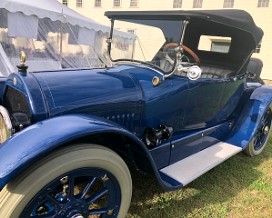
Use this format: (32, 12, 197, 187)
(107, 18, 185, 75)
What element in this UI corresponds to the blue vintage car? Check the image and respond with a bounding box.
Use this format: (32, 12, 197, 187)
(0, 9, 271, 217)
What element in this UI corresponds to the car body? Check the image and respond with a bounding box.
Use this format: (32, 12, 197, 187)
(0, 9, 271, 217)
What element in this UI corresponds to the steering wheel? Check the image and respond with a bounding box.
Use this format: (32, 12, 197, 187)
(163, 42, 200, 65)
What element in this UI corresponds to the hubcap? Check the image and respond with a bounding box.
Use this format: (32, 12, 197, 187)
(264, 126, 269, 135)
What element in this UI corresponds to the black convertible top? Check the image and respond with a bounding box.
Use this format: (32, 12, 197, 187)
(105, 10, 263, 44)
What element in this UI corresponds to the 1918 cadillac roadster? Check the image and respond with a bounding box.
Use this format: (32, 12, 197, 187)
(0, 9, 271, 217)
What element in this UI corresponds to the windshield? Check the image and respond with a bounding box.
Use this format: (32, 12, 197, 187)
(110, 19, 183, 73)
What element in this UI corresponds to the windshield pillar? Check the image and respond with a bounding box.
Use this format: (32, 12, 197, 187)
(164, 20, 190, 78)
(179, 20, 189, 46)
(175, 20, 189, 57)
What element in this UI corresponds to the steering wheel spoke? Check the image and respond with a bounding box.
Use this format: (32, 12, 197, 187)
(163, 42, 200, 66)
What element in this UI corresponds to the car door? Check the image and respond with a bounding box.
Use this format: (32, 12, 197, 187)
(168, 75, 229, 164)
(217, 76, 245, 122)
(182, 77, 226, 129)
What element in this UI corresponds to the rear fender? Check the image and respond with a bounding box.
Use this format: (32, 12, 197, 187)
(227, 86, 272, 148)
(0, 114, 161, 188)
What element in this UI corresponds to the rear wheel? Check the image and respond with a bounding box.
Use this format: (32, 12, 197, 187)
(245, 107, 272, 156)
(0, 144, 132, 218)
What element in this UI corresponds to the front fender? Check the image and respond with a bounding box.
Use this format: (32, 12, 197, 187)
(227, 86, 272, 148)
(0, 114, 155, 189)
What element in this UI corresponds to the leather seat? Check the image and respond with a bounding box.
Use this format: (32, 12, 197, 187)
(200, 65, 234, 79)
(174, 65, 234, 79)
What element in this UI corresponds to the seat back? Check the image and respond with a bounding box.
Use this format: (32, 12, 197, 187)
(200, 65, 234, 79)
(247, 58, 263, 77)
(246, 58, 264, 84)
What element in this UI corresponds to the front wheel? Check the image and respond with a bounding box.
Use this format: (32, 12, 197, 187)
(244, 107, 272, 157)
(0, 144, 132, 218)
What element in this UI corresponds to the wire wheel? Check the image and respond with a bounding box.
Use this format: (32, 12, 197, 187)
(245, 107, 272, 156)
(0, 144, 132, 218)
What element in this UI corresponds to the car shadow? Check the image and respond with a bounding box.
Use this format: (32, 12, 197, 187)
(127, 148, 271, 217)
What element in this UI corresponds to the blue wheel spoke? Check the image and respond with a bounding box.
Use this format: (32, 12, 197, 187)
(262, 111, 271, 129)
(88, 208, 109, 215)
(44, 194, 62, 210)
(25, 195, 59, 218)
(254, 109, 272, 150)
(263, 111, 270, 121)
(68, 175, 75, 199)
(86, 187, 109, 204)
(20, 168, 122, 218)
(260, 118, 266, 127)
(80, 177, 97, 199)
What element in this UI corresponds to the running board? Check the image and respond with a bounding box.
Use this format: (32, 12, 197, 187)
(160, 142, 242, 186)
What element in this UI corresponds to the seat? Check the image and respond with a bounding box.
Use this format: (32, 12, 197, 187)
(174, 64, 234, 79)
(200, 65, 234, 79)
(246, 58, 264, 84)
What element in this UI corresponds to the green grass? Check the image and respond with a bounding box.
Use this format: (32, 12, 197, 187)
(127, 135, 272, 218)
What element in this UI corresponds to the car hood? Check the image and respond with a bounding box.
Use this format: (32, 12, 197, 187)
(31, 64, 161, 117)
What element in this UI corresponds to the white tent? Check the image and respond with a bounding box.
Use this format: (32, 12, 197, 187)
(0, 0, 134, 76)
(0, 0, 110, 33)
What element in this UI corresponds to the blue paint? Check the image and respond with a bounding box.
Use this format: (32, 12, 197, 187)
(0, 77, 7, 104)
(0, 63, 272, 191)
(4, 73, 48, 122)
(0, 114, 148, 188)
(149, 141, 171, 169)
(0, 114, 178, 190)
(227, 86, 272, 148)
(169, 122, 230, 164)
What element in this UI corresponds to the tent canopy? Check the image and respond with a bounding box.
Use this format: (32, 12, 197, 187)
(0, 0, 109, 33)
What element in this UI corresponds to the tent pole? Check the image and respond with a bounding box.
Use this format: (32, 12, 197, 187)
(59, 9, 64, 58)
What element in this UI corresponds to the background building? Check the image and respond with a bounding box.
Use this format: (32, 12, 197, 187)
(59, 0, 272, 81)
